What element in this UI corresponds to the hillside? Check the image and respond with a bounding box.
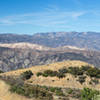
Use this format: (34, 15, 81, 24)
(1, 45, 100, 72)
(1, 60, 96, 89)
(1, 60, 100, 100)
(0, 80, 33, 100)
(0, 32, 100, 50)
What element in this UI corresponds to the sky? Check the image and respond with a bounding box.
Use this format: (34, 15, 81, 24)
(0, 0, 100, 34)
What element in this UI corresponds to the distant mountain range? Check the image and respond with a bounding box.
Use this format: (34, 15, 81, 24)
(0, 32, 100, 50)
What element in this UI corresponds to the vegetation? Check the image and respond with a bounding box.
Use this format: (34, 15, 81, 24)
(68, 88, 73, 94)
(57, 72, 65, 78)
(10, 84, 53, 100)
(67, 65, 100, 79)
(36, 72, 43, 77)
(36, 65, 100, 85)
(41, 86, 64, 96)
(77, 76, 86, 84)
(36, 69, 66, 78)
(58, 67, 68, 74)
(20, 70, 33, 80)
(68, 67, 84, 76)
(43, 70, 58, 77)
(0, 70, 4, 73)
(81, 88, 100, 100)
(1, 61, 100, 100)
(1, 74, 100, 100)
(89, 78, 99, 85)
(55, 88, 64, 96)
(86, 67, 100, 78)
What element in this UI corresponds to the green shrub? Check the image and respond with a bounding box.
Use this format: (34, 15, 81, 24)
(37, 70, 59, 77)
(81, 65, 91, 71)
(0, 70, 4, 73)
(10, 84, 53, 100)
(49, 87, 56, 92)
(59, 68, 68, 74)
(21, 70, 33, 80)
(86, 67, 100, 78)
(42, 73, 48, 77)
(68, 89, 73, 94)
(36, 72, 43, 77)
(44, 70, 58, 77)
(68, 67, 84, 76)
(91, 79, 99, 85)
(36, 65, 100, 80)
(57, 73, 65, 78)
(10, 84, 25, 95)
(67, 66, 81, 75)
(55, 88, 64, 96)
(81, 88, 99, 100)
(77, 76, 86, 84)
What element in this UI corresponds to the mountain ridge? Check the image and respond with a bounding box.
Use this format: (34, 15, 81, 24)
(0, 31, 100, 50)
(0, 44, 100, 72)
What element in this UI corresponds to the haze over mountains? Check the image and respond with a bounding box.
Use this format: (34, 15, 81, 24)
(0, 31, 100, 50)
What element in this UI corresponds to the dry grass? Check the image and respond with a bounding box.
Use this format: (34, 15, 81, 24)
(1, 60, 97, 89)
(0, 60, 99, 100)
(1, 60, 92, 76)
(0, 80, 34, 100)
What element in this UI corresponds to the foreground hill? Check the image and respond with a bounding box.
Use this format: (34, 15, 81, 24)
(0, 60, 96, 89)
(1, 60, 100, 100)
(0, 32, 100, 50)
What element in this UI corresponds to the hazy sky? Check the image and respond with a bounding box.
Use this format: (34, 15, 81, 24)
(0, 0, 100, 34)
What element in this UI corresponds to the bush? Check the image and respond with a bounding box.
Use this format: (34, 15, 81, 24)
(81, 88, 99, 100)
(55, 88, 64, 96)
(49, 87, 56, 92)
(91, 79, 99, 85)
(42, 73, 48, 77)
(10, 84, 25, 95)
(44, 70, 58, 77)
(0, 70, 4, 73)
(36, 72, 43, 77)
(57, 73, 65, 78)
(68, 89, 73, 94)
(68, 67, 84, 76)
(37, 70, 59, 78)
(36, 65, 100, 80)
(81, 65, 91, 71)
(59, 68, 68, 74)
(86, 67, 100, 78)
(10, 84, 53, 100)
(21, 70, 33, 80)
(77, 76, 86, 84)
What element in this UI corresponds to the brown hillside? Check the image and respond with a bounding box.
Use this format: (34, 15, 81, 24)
(1, 60, 98, 90)
(0, 80, 33, 100)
